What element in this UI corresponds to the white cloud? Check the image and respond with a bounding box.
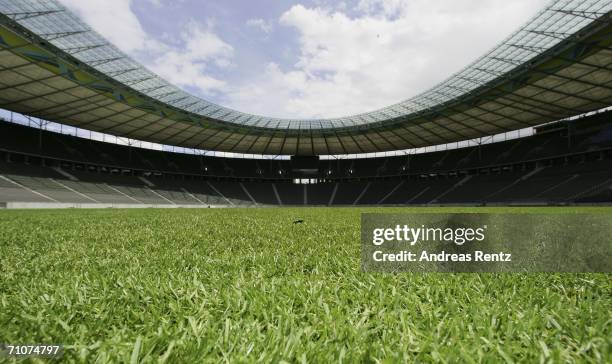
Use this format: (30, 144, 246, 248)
(58, 0, 156, 53)
(246, 18, 273, 34)
(58, 0, 231, 96)
(148, 21, 233, 95)
(226, 0, 550, 119)
(356, 0, 407, 17)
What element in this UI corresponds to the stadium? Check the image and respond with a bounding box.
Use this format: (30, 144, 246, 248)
(0, 0, 610, 362)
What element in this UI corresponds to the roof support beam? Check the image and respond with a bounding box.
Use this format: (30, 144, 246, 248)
(411, 121, 452, 145)
(80, 107, 148, 132)
(425, 112, 471, 140)
(429, 89, 511, 132)
(165, 96, 190, 106)
(192, 128, 226, 150)
(277, 132, 289, 155)
(190, 104, 213, 115)
(120, 115, 166, 140)
(468, 101, 534, 128)
(0, 62, 39, 73)
(124, 76, 155, 86)
(335, 133, 349, 155)
(515, 79, 608, 106)
(151, 90, 178, 100)
(474, 67, 506, 77)
(531, 67, 612, 92)
(63, 44, 106, 55)
(18, 90, 112, 118)
(0, 73, 62, 91)
(171, 121, 216, 146)
(227, 132, 251, 153)
(88, 57, 124, 67)
(295, 131, 301, 155)
(260, 134, 276, 155)
(106, 68, 139, 78)
(526, 30, 612, 54)
(146, 123, 193, 144)
(360, 131, 386, 152)
(176, 101, 200, 112)
(39, 30, 88, 41)
(4, 10, 63, 21)
(371, 130, 401, 151)
(443, 104, 509, 133)
(346, 132, 367, 154)
(0, 81, 92, 108)
(413, 97, 472, 140)
(385, 126, 418, 149)
(210, 130, 238, 151)
(505, 43, 547, 53)
(491, 94, 574, 121)
(243, 134, 263, 154)
(463, 98, 534, 128)
(550, 9, 610, 21)
(140, 85, 167, 94)
(492, 49, 612, 77)
(483, 88, 571, 118)
(320, 131, 331, 155)
(500, 92, 581, 118)
(396, 122, 437, 146)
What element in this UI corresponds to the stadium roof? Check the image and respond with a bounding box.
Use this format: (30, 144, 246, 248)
(0, 0, 611, 155)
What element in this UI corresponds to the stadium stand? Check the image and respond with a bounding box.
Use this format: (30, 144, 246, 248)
(0, 110, 611, 207)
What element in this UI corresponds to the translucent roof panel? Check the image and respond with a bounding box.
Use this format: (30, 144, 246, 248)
(0, 0, 610, 131)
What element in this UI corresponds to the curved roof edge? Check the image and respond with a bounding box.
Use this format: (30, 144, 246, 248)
(0, 0, 610, 132)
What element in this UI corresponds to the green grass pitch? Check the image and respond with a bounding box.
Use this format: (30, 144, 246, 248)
(0, 207, 610, 362)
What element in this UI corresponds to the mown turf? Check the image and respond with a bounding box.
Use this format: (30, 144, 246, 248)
(0, 207, 610, 363)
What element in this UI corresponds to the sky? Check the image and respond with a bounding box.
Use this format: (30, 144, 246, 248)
(57, 0, 550, 119)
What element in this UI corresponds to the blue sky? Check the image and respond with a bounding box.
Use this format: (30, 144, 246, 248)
(58, 0, 550, 119)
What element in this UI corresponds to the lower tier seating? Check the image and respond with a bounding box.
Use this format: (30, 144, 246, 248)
(1, 158, 610, 206)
